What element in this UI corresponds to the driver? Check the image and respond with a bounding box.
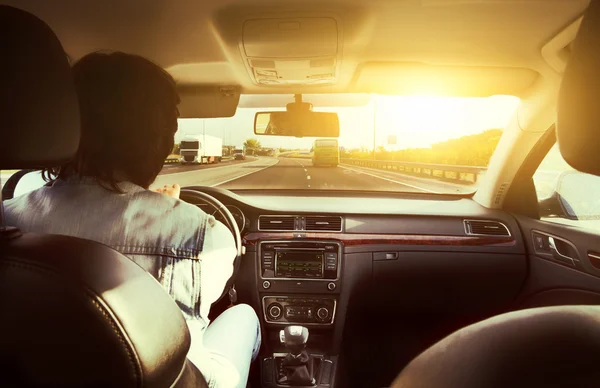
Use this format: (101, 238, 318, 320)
(3, 51, 260, 388)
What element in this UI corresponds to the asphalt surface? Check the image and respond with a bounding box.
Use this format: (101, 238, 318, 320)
(1, 157, 561, 196)
(153, 157, 477, 194)
(159, 157, 256, 175)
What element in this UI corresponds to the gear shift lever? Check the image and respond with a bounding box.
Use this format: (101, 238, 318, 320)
(281, 325, 309, 357)
(278, 326, 315, 386)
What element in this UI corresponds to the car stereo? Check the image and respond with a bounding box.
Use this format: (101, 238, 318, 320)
(259, 241, 341, 280)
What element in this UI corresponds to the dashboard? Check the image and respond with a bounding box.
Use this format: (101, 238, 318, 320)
(183, 186, 526, 325)
(182, 184, 528, 386)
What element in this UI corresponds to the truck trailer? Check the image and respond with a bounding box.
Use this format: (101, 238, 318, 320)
(179, 135, 223, 164)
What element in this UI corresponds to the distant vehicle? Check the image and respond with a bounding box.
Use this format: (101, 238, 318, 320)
(233, 148, 246, 160)
(312, 138, 340, 167)
(179, 135, 223, 164)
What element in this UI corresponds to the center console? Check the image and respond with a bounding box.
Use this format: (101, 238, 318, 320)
(263, 296, 336, 325)
(259, 241, 340, 281)
(257, 241, 342, 387)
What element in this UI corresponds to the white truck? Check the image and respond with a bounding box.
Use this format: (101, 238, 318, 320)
(179, 135, 223, 164)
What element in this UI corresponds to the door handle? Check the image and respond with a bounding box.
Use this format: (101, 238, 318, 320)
(548, 236, 575, 262)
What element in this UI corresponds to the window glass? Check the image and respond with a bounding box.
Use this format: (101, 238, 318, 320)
(534, 144, 600, 231)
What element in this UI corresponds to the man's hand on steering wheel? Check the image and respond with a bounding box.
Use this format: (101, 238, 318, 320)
(178, 188, 244, 305)
(153, 183, 181, 199)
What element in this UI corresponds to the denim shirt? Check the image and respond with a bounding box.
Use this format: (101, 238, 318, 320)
(3, 177, 236, 327)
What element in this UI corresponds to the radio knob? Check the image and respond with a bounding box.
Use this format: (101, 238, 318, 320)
(316, 307, 329, 322)
(268, 303, 283, 320)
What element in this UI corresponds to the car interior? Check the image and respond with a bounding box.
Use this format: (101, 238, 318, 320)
(3, 0, 600, 387)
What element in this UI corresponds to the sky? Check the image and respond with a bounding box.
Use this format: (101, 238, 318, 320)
(175, 94, 520, 150)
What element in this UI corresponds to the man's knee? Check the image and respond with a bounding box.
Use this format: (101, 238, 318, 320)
(229, 303, 259, 326)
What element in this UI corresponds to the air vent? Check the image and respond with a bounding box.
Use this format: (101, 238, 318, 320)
(464, 220, 510, 237)
(259, 216, 295, 231)
(305, 216, 342, 232)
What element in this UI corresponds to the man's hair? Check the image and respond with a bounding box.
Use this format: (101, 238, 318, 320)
(44, 51, 180, 190)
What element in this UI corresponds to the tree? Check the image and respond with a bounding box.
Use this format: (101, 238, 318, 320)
(350, 129, 502, 167)
(244, 138, 261, 149)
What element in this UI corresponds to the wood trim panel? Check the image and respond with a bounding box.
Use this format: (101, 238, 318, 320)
(243, 232, 516, 247)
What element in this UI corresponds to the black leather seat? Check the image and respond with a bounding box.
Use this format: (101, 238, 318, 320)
(392, 2, 600, 387)
(0, 6, 207, 387)
(391, 306, 600, 388)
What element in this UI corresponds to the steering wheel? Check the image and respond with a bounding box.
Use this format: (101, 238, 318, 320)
(179, 189, 243, 304)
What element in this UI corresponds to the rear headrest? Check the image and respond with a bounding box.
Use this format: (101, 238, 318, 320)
(0, 6, 79, 169)
(557, 1, 600, 176)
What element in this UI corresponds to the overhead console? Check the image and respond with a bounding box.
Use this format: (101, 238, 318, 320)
(240, 17, 343, 86)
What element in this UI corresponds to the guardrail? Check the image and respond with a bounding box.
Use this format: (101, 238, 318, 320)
(164, 155, 236, 165)
(341, 158, 487, 184)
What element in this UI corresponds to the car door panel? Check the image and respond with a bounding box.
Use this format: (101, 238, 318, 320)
(513, 214, 600, 308)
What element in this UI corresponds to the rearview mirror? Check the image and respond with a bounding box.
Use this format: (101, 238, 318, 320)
(254, 111, 340, 138)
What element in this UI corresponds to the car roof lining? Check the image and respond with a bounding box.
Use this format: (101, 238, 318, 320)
(3, 0, 590, 106)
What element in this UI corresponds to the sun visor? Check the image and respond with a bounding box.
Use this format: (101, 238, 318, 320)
(557, 1, 600, 176)
(177, 86, 240, 118)
(355, 63, 539, 97)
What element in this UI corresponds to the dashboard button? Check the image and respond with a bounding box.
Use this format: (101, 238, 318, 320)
(262, 280, 271, 289)
(373, 252, 399, 261)
(267, 303, 283, 320)
(316, 307, 330, 322)
(327, 282, 336, 291)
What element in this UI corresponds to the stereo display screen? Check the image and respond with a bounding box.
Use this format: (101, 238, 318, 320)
(275, 251, 324, 278)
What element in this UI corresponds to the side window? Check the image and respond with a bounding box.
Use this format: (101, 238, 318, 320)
(534, 144, 600, 231)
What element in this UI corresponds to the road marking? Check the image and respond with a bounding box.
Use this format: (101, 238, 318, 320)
(339, 165, 440, 194)
(210, 160, 279, 187)
(307, 176, 311, 180)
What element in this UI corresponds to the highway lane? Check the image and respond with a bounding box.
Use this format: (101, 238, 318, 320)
(159, 157, 257, 175)
(2, 157, 559, 197)
(152, 157, 279, 189)
(217, 157, 444, 193)
(154, 157, 477, 193)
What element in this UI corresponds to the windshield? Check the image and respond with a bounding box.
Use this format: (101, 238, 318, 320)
(160, 94, 519, 194)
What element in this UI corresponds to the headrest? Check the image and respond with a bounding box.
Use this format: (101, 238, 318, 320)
(392, 306, 600, 388)
(0, 6, 79, 169)
(557, 1, 600, 176)
(0, 233, 203, 387)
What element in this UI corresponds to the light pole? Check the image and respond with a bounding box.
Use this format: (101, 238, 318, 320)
(372, 94, 377, 160)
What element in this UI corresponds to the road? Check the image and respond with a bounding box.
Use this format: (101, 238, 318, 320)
(0, 156, 567, 196)
(153, 157, 476, 194)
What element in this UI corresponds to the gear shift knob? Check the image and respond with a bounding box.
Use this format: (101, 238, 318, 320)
(280, 325, 309, 356)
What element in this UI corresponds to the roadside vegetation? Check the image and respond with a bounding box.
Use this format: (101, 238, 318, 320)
(343, 129, 502, 167)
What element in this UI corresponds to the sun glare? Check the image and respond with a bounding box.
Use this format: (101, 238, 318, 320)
(368, 94, 520, 150)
